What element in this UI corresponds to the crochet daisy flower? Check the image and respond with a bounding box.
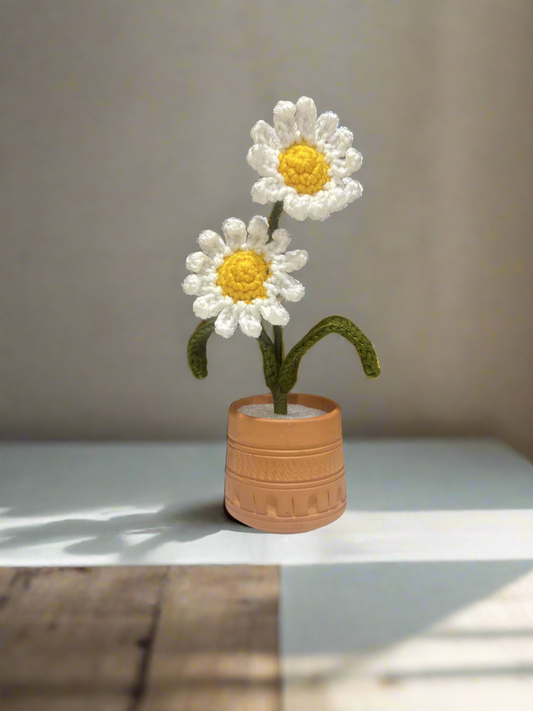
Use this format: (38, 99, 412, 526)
(183, 216, 308, 338)
(247, 96, 363, 221)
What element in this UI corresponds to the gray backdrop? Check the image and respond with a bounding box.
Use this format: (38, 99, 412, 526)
(1, 1, 532, 458)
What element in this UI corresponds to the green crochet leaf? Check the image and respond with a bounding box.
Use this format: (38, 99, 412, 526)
(277, 315, 381, 394)
(187, 317, 217, 379)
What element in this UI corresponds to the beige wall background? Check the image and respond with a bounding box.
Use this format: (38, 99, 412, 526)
(1, 0, 532, 457)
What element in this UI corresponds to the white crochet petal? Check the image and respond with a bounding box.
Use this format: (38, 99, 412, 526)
(186, 251, 211, 273)
(198, 230, 228, 258)
(323, 184, 349, 214)
(250, 119, 280, 149)
(346, 147, 364, 173)
(246, 215, 269, 250)
(316, 111, 339, 142)
(282, 193, 314, 221)
(259, 300, 290, 327)
(342, 177, 363, 203)
(321, 126, 354, 159)
(238, 304, 262, 338)
(330, 147, 363, 179)
(181, 274, 204, 296)
(322, 127, 352, 157)
(273, 100, 298, 148)
(222, 217, 247, 251)
(284, 181, 356, 220)
(246, 144, 280, 177)
(268, 228, 291, 255)
(214, 307, 238, 339)
(192, 293, 226, 319)
(185, 208, 308, 331)
(320, 179, 362, 216)
(199, 262, 219, 280)
(251, 176, 291, 205)
(295, 96, 317, 145)
(264, 280, 280, 298)
(275, 249, 309, 273)
(272, 272, 305, 302)
(248, 99, 363, 221)
(308, 192, 332, 221)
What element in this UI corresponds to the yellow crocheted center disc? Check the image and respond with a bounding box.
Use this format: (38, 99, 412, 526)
(217, 250, 270, 303)
(278, 141, 329, 194)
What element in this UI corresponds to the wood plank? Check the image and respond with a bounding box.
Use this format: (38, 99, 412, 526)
(0, 567, 168, 711)
(142, 566, 281, 711)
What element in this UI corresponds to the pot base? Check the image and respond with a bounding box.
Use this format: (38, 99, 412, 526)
(225, 498, 346, 534)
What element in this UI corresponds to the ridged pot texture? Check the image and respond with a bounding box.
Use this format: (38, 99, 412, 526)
(224, 393, 346, 533)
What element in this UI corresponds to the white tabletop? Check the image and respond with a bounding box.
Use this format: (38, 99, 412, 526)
(2, 438, 533, 710)
(1, 438, 533, 566)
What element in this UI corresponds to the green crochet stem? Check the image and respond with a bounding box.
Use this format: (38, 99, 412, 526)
(268, 203, 288, 413)
(273, 325, 284, 370)
(187, 317, 216, 379)
(257, 328, 278, 393)
(272, 326, 287, 414)
(268, 200, 283, 239)
(256, 315, 380, 415)
(257, 329, 286, 413)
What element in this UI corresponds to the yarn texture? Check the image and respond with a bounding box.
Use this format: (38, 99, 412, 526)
(247, 96, 363, 221)
(217, 250, 270, 303)
(278, 316, 381, 394)
(257, 328, 279, 393)
(253, 315, 380, 414)
(187, 317, 216, 379)
(182, 215, 308, 339)
(184, 97, 381, 415)
(278, 141, 329, 194)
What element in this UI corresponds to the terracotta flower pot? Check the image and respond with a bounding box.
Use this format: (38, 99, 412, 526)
(224, 393, 346, 533)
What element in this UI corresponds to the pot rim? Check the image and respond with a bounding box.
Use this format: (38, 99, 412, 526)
(229, 392, 341, 425)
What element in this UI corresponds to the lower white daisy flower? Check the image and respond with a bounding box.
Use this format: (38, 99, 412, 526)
(182, 216, 308, 338)
(247, 96, 363, 221)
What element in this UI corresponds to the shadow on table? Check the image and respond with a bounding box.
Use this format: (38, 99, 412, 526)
(0, 501, 258, 562)
(282, 560, 533, 695)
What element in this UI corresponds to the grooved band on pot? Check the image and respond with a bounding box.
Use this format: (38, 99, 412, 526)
(226, 435, 343, 457)
(225, 474, 346, 512)
(225, 471, 346, 518)
(225, 465, 346, 489)
(225, 444, 344, 483)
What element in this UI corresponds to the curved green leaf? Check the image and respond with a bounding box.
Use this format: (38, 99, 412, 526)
(277, 315, 381, 393)
(187, 317, 216, 379)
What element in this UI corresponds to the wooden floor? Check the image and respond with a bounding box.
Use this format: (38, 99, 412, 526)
(0, 567, 281, 711)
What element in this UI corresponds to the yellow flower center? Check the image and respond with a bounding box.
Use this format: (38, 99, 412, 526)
(278, 141, 329, 194)
(217, 250, 270, 303)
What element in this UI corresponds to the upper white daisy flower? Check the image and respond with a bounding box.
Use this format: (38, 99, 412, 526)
(182, 216, 308, 339)
(247, 96, 363, 222)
